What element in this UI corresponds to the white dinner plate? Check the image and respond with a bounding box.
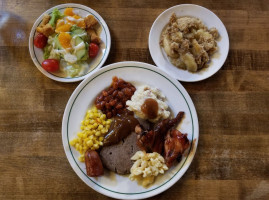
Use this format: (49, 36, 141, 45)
(149, 4, 229, 82)
(62, 61, 199, 199)
(29, 3, 111, 82)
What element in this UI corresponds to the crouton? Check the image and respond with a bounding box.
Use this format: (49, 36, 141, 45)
(36, 14, 54, 37)
(40, 14, 51, 27)
(87, 29, 101, 44)
(84, 15, 98, 29)
(36, 23, 54, 37)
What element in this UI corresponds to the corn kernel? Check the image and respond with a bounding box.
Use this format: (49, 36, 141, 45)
(100, 114, 106, 120)
(87, 140, 93, 147)
(78, 155, 85, 162)
(84, 119, 90, 125)
(101, 128, 107, 134)
(93, 144, 99, 149)
(70, 138, 77, 145)
(98, 125, 103, 130)
(95, 131, 101, 136)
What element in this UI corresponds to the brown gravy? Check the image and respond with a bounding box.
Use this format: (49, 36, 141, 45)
(103, 110, 139, 146)
(141, 98, 158, 119)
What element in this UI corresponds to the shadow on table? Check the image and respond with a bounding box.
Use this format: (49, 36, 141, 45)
(0, 11, 27, 46)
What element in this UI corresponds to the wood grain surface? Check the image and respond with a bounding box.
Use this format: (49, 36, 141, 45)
(0, 0, 268, 199)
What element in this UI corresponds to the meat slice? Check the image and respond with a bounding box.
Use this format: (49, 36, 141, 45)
(100, 132, 140, 174)
(164, 129, 190, 167)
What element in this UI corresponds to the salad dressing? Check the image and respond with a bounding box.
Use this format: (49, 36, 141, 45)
(74, 42, 85, 52)
(66, 16, 84, 23)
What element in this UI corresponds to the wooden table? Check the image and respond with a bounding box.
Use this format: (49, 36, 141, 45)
(0, 0, 268, 199)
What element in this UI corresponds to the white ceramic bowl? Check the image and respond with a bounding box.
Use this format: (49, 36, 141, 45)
(29, 3, 111, 82)
(149, 4, 229, 82)
(62, 61, 199, 199)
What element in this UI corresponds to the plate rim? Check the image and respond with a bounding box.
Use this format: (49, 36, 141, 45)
(28, 3, 111, 83)
(148, 4, 229, 82)
(62, 61, 199, 199)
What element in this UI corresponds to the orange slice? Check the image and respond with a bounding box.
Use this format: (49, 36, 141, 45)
(77, 20, 86, 29)
(64, 8, 75, 16)
(56, 19, 65, 28)
(58, 32, 71, 49)
(55, 23, 72, 33)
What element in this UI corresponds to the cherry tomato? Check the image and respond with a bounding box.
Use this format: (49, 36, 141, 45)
(42, 59, 59, 72)
(34, 33, 48, 49)
(89, 43, 99, 58)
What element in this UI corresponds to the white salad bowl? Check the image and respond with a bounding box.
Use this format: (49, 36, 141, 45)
(62, 61, 199, 199)
(29, 3, 111, 82)
(149, 4, 229, 82)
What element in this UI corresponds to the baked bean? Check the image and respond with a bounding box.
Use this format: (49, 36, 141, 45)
(131, 87, 136, 92)
(97, 95, 104, 102)
(107, 112, 112, 118)
(109, 100, 116, 106)
(101, 101, 105, 107)
(123, 88, 132, 96)
(112, 81, 118, 89)
(118, 79, 125, 88)
(112, 76, 118, 82)
(107, 95, 112, 101)
(118, 91, 124, 98)
(112, 90, 118, 97)
(112, 109, 117, 116)
(102, 91, 108, 97)
(105, 103, 111, 109)
(96, 103, 102, 109)
(108, 88, 114, 95)
(116, 103, 123, 109)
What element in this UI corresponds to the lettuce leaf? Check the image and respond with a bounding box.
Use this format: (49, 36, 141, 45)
(49, 8, 63, 27)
